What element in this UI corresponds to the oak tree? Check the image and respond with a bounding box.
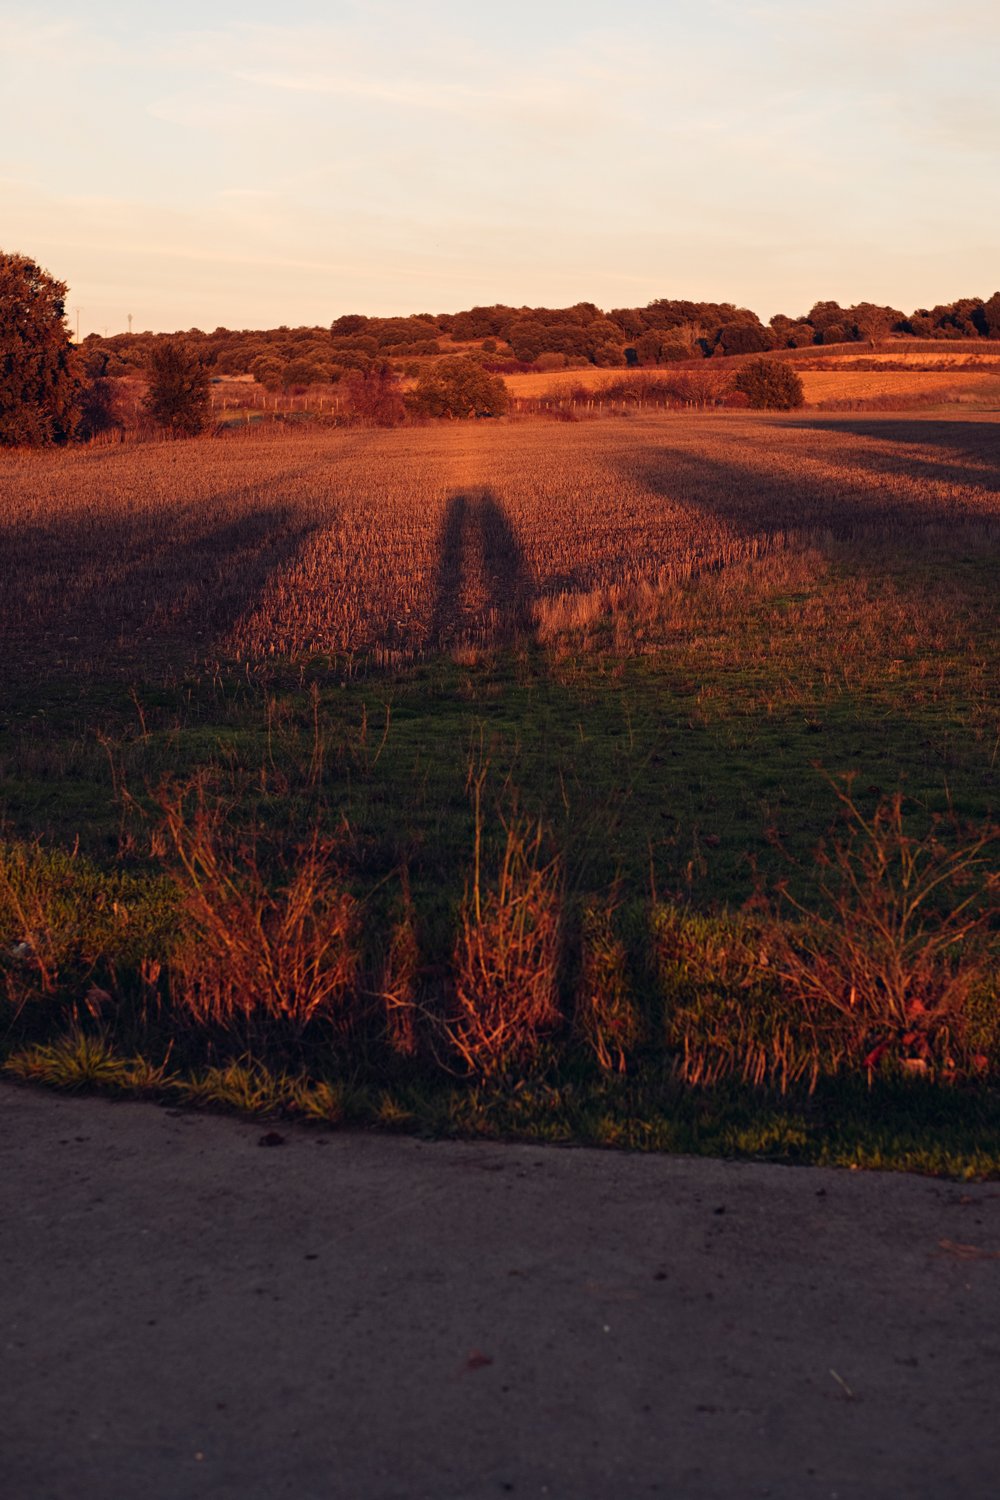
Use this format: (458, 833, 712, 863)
(0, 251, 79, 446)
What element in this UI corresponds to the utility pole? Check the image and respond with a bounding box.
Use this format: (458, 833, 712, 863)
(127, 312, 133, 335)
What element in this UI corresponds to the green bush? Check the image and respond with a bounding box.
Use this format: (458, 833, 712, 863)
(409, 357, 509, 419)
(733, 358, 805, 410)
(144, 341, 210, 436)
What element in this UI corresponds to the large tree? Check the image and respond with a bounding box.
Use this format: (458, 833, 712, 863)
(0, 251, 79, 446)
(848, 302, 904, 347)
(716, 320, 774, 356)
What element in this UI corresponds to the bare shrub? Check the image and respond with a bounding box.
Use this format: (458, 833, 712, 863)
(667, 367, 734, 406)
(343, 362, 405, 426)
(593, 368, 733, 408)
(160, 784, 359, 1034)
(447, 788, 563, 1075)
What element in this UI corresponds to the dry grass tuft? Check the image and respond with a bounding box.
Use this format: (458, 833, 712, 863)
(447, 784, 563, 1075)
(769, 781, 1000, 1078)
(160, 783, 359, 1034)
(376, 878, 423, 1058)
(575, 898, 641, 1072)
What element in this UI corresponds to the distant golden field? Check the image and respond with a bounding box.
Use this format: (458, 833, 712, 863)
(799, 368, 1000, 403)
(503, 368, 618, 397)
(500, 363, 1000, 406)
(822, 351, 1000, 366)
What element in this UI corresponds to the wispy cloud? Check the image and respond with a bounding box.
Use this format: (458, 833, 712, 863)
(232, 68, 470, 111)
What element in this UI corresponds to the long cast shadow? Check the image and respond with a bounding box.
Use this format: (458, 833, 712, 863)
(775, 417, 1000, 495)
(429, 489, 533, 649)
(618, 422, 1000, 550)
(0, 486, 323, 686)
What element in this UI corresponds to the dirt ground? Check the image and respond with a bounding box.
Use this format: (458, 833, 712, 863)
(2, 1083, 999, 1500)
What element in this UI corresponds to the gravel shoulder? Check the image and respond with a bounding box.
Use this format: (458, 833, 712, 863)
(2, 1082, 999, 1500)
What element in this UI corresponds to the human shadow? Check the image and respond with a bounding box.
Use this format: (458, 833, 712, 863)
(428, 489, 534, 649)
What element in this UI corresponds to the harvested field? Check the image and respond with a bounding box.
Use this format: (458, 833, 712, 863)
(3, 411, 999, 1173)
(3, 412, 999, 680)
(503, 367, 621, 397)
(807, 351, 1000, 367)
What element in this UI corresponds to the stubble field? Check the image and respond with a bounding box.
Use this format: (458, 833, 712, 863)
(2, 412, 999, 1171)
(5, 411, 1000, 673)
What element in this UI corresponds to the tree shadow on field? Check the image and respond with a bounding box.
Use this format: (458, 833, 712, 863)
(0, 494, 322, 686)
(620, 421, 1000, 552)
(429, 489, 534, 649)
(775, 417, 1000, 495)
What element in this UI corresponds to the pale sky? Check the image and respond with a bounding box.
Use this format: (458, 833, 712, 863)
(2, 0, 998, 336)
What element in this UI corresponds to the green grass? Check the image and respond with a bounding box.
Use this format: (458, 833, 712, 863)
(2, 538, 998, 1176)
(5, 1033, 999, 1179)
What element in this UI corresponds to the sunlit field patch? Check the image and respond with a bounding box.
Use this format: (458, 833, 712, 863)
(798, 368, 1000, 404)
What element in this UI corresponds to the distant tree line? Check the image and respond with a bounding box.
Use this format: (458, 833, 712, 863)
(2, 242, 998, 446)
(76, 290, 1000, 392)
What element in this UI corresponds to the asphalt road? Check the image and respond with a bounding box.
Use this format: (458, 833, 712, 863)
(2, 1082, 999, 1500)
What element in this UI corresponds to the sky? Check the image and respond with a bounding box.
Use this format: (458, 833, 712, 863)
(2, 0, 998, 336)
